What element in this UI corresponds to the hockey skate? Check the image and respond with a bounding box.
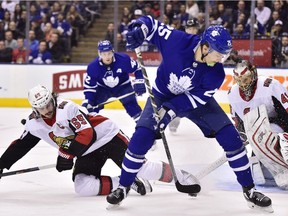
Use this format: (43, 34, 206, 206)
(131, 177, 153, 195)
(243, 186, 273, 213)
(106, 185, 130, 208)
(278, 133, 288, 165)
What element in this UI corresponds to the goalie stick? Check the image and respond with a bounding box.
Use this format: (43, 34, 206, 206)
(0, 164, 55, 177)
(135, 48, 201, 194)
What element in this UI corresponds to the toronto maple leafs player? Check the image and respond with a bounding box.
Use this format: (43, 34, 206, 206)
(106, 15, 273, 212)
(0, 85, 196, 196)
(228, 59, 288, 189)
(82, 40, 146, 122)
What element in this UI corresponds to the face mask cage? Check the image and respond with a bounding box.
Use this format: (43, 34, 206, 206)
(233, 62, 257, 96)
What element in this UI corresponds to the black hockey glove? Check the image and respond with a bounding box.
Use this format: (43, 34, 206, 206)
(157, 106, 176, 132)
(56, 150, 74, 172)
(133, 79, 146, 96)
(126, 20, 148, 50)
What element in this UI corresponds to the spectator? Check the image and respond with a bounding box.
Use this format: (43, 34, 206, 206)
(43, 22, 55, 43)
(131, 9, 143, 22)
(47, 32, 64, 63)
(0, 40, 12, 62)
(66, 4, 87, 47)
(164, 3, 174, 24)
(29, 3, 41, 23)
(270, 20, 284, 39)
(4, 30, 17, 49)
(26, 30, 39, 53)
(1, 0, 17, 20)
(52, 13, 73, 61)
(151, 2, 160, 19)
(186, 0, 199, 19)
(3, 11, 11, 31)
(143, 3, 154, 18)
(177, 4, 189, 30)
(116, 33, 126, 52)
(8, 21, 24, 39)
(232, 0, 250, 26)
(122, 6, 132, 21)
(31, 19, 44, 41)
(16, 9, 26, 33)
(50, 1, 62, 25)
(272, 0, 286, 21)
(275, 35, 288, 68)
(213, 2, 231, 30)
(104, 22, 114, 44)
(13, 3, 23, 23)
(197, 12, 206, 34)
(232, 23, 249, 39)
(0, 4, 4, 20)
(118, 16, 130, 42)
(255, 0, 271, 26)
(266, 11, 280, 35)
(12, 37, 27, 64)
(0, 20, 4, 41)
(29, 40, 52, 64)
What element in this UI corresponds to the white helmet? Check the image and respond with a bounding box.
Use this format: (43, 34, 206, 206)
(28, 85, 53, 108)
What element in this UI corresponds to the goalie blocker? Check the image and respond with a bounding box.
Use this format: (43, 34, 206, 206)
(243, 104, 288, 189)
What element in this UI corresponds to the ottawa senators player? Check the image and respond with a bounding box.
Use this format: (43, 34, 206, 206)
(0, 85, 197, 196)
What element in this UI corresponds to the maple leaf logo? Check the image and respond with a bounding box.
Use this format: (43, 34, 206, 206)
(167, 73, 192, 95)
(103, 76, 119, 88)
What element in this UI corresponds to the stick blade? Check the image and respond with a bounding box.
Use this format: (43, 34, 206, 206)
(175, 181, 201, 194)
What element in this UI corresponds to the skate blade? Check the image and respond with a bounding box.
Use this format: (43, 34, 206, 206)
(247, 202, 274, 213)
(106, 203, 121, 210)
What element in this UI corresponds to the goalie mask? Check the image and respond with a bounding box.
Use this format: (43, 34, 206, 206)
(200, 25, 232, 63)
(97, 40, 114, 65)
(233, 60, 258, 97)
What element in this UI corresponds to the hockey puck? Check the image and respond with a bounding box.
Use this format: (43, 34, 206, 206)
(21, 119, 26, 125)
(188, 193, 198, 197)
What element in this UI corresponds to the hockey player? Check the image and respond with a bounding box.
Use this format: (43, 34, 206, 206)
(228, 59, 288, 189)
(106, 15, 273, 212)
(0, 85, 196, 197)
(82, 40, 146, 122)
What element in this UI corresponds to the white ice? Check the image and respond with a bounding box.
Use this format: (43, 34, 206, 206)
(0, 108, 287, 216)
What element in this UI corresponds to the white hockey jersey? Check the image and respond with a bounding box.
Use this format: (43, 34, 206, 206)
(228, 76, 288, 122)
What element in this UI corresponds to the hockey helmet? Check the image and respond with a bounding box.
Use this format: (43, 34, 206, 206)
(97, 40, 113, 52)
(233, 59, 258, 95)
(28, 85, 53, 108)
(201, 25, 232, 56)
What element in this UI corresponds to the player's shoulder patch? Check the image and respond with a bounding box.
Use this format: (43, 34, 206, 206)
(263, 77, 273, 87)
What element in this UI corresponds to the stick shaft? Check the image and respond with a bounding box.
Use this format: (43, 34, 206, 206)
(0, 164, 55, 177)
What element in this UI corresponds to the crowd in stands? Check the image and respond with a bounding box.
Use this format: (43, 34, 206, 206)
(112, 0, 288, 68)
(0, 0, 103, 64)
(0, 0, 288, 68)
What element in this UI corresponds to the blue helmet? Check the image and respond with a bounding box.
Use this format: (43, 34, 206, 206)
(201, 25, 232, 55)
(97, 40, 113, 52)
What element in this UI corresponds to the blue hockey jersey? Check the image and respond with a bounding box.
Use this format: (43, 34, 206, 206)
(140, 16, 226, 113)
(84, 52, 142, 99)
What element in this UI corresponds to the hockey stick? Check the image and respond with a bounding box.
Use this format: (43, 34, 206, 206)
(93, 91, 135, 109)
(0, 164, 55, 178)
(195, 153, 227, 180)
(135, 48, 200, 194)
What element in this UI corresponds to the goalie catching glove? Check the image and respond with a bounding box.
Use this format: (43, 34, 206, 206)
(126, 20, 148, 50)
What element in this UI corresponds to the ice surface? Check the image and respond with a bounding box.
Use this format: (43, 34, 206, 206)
(0, 108, 287, 216)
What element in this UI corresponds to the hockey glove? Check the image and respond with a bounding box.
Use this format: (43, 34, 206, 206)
(126, 20, 149, 50)
(157, 106, 176, 132)
(82, 99, 95, 112)
(56, 150, 74, 172)
(133, 79, 146, 96)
